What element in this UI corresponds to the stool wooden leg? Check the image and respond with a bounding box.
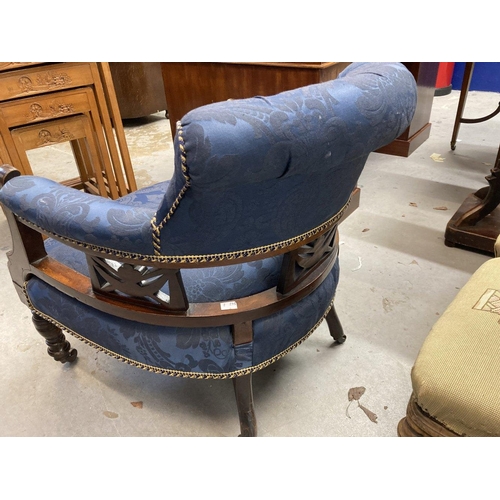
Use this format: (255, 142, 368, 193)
(32, 313, 77, 364)
(326, 304, 346, 343)
(232, 374, 257, 437)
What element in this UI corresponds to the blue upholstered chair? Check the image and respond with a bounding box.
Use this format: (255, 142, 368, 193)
(0, 62, 417, 436)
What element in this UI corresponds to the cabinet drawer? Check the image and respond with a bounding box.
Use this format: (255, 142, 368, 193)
(0, 87, 96, 127)
(0, 63, 95, 102)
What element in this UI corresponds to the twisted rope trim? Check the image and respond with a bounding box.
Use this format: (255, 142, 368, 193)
(23, 282, 334, 380)
(16, 195, 350, 265)
(151, 121, 191, 256)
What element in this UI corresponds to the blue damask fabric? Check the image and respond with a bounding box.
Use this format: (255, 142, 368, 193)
(0, 176, 160, 255)
(155, 62, 417, 256)
(0, 62, 417, 261)
(0, 62, 418, 377)
(26, 262, 339, 375)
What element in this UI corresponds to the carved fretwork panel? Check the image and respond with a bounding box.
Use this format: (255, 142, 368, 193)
(277, 225, 339, 295)
(86, 255, 189, 312)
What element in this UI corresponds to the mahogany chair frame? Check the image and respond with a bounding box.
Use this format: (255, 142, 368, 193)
(0, 163, 348, 437)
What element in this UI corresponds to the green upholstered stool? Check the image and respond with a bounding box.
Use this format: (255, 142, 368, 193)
(399, 248, 500, 437)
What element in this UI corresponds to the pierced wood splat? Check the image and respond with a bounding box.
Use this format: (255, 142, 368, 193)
(86, 255, 188, 312)
(277, 225, 339, 295)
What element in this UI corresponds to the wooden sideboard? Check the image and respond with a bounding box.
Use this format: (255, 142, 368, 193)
(160, 62, 438, 158)
(376, 62, 439, 157)
(109, 63, 167, 120)
(160, 62, 351, 139)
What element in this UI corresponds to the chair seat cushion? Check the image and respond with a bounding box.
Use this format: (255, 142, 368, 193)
(412, 258, 500, 436)
(25, 261, 339, 378)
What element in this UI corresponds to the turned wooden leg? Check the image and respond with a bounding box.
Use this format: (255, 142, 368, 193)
(232, 374, 257, 437)
(32, 313, 77, 363)
(326, 304, 346, 343)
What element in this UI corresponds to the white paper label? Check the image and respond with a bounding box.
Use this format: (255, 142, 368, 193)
(220, 301, 238, 310)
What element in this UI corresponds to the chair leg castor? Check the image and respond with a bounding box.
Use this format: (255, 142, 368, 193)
(326, 304, 346, 344)
(32, 313, 77, 363)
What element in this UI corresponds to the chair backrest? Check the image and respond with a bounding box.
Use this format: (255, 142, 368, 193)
(0, 63, 418, 324)
(152, 62, 417, 260)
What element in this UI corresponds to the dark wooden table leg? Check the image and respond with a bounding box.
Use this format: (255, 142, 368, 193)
(451, 62, 475, 151)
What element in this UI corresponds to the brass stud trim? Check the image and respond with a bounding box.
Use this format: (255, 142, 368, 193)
(23, 282, 334, 380)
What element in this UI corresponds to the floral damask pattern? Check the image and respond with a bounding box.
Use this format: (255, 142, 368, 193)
(0, 63, 417, 379)
(155, 62, 417, 256)
(0, 176, 157, 255)
(26, 263, 339, 375)
(0, 63, 417, 263)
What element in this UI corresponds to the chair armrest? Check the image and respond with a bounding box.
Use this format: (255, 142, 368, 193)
(0, 175, 156, 256)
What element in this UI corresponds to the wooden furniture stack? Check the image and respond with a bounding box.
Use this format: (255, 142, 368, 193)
(160, 62, 438, 222)
(0, 62, 137, 199)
